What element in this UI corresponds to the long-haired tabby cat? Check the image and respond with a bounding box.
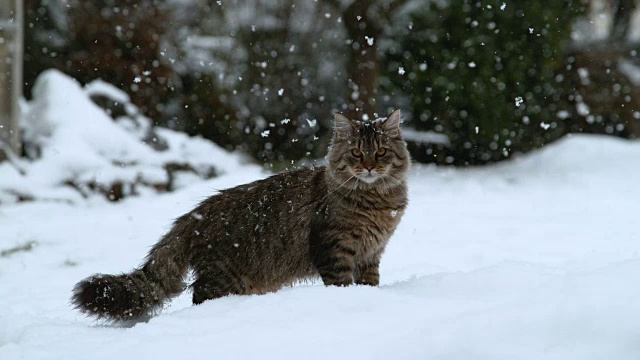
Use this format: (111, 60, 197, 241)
(72, 109, 410, 322)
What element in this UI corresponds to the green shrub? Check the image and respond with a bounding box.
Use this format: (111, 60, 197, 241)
(386, 0, 583, 165)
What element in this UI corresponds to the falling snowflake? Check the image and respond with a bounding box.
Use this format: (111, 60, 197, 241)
(576, 102, 590, 116)
(540, 122, 551, 130)
(133, 76, 141, 83)
(398, 67, 406, 75)
(500, 2, 506, 10)
(306, 119, 317, 127)
(515, 96, 524, 107)
(278, 88, 284, 96)
(365, 36, 374, 46)
(261, 130, 270, 137)
(281, 118, 291, 124)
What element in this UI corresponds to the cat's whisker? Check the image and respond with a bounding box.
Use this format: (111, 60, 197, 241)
(320, 174, 356, 203)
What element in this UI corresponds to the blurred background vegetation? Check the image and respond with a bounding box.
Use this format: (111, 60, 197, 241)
(20, 0, 640, 166)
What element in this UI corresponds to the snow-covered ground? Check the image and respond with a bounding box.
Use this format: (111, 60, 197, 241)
(2, 132, 640, 359)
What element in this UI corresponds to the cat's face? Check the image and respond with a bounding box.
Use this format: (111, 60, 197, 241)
(328, 110, 410, 189)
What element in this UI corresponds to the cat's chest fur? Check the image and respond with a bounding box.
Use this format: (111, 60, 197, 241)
(314, 180, 408, 262)
(348, 207, 404, 260)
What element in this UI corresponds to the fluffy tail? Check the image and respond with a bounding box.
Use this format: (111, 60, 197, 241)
(71, 231, 189, 322)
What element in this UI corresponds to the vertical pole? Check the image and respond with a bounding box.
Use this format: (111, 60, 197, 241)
(0, 0, 23, 161)
(12, 0, 23, 156)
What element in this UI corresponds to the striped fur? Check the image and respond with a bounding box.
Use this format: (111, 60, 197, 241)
(72, 110, 410, 322)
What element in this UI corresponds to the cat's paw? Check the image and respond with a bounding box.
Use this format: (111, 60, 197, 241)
(322, 276, 354, 287)
(356, 279, 379, 286)
(355, 273, 380, 286)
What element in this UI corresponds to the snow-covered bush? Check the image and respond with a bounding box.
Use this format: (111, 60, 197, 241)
(0, 70, 248, 204)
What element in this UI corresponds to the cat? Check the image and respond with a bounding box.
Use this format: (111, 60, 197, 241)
(72, 109, 410, 322)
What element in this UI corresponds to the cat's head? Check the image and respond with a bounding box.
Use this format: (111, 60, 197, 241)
(327, 109, 410, 189)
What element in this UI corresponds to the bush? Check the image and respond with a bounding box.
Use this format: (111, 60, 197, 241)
(386, 0, 583, 165)
(23, 0, 179, 123)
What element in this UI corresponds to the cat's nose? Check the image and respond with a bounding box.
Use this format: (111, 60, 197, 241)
(364, 165, 374, 172)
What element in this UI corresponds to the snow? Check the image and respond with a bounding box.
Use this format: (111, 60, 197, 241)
(365, 36, 374, 46)
(0, 70, 252, 203)
(576, 101, 591, 116)
(515, 96, 524, 107)
(618, 58, 640, 86)
(402, 128, 450, 146)
(83, 79, 131, 104)
(2, 131, 640, 359)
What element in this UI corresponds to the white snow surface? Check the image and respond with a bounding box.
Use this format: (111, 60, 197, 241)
(0, 70, 249, 203)
(2, 134, 640, 359)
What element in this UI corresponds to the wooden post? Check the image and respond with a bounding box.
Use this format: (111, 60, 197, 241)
(0, 0, 23, 161)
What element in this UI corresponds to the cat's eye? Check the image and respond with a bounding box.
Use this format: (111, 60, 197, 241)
(351, 148, 363, 157)
(376, 148, 387, 157)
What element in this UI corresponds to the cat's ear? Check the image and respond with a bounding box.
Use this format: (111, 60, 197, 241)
(334, 112, 353, 138)
(383, 109, 402, 138)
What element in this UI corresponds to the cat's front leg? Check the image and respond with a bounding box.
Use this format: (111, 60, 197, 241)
(313, 240, 357, 287)
(355, 257, 380, 286)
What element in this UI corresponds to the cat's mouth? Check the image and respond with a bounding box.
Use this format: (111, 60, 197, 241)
(356, 172, 381, 184)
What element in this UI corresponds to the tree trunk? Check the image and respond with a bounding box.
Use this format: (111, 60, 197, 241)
(0, 0, 23, 161)
(343, 0, 382, 120)
(611, 0, 636, 41)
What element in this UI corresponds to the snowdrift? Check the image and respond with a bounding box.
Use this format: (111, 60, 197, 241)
(0, 70, 251, 203)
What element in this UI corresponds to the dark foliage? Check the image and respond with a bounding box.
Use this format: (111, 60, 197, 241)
(25, 0, 639, 167)
(385, 0, 584, 165)
(24, 0, 179, 122)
